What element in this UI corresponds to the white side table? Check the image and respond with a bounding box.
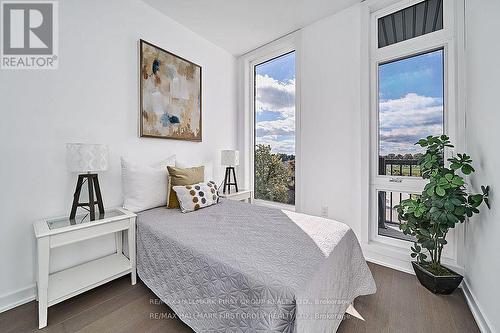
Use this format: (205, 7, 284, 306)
(33, 208, 137, 329)
(219, 189, 254, 203)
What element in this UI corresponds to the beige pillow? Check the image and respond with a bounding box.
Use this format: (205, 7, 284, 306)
(167, 166, 205, 208)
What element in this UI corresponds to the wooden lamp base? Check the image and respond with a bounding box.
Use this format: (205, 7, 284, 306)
(70, 173, 104, 221)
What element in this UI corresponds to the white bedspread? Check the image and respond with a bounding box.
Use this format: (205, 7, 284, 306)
(137, 199, 376, 332)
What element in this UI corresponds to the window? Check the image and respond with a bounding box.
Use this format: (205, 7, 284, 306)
(370, 0, 453, 243)
(378, 49, 444, 178)
(253, 51, 296, 206)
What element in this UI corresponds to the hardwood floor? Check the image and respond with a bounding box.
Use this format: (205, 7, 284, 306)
(0, 263, 479, 333)
(338, 263, 479, 333)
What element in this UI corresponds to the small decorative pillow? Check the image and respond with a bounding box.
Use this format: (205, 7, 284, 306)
(172, 181, 220, 213)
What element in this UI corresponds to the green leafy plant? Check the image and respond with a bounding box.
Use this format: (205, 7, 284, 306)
(396, 135, 490, 276)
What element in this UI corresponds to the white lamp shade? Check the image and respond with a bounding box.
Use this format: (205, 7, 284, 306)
(221, 150, 239, 166)
(66, 143, 109, 172)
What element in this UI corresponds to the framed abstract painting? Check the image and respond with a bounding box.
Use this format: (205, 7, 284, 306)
(139, 39, 202, 141)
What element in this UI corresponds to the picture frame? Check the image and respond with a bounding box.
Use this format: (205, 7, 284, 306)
(139, 39, 202, 141)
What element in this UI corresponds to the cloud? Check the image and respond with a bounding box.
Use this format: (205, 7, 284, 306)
(380, 93, 441, 112)
(380, 124, 442, 143)
(256, 116, 295, 137)
(257, 135, 295, 155)
(379, 93, 443, 155)
(255, 74, 295, 117)
(255, 74, 296, 154)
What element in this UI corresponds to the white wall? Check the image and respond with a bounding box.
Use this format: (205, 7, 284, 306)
(464, 0, 500, 331)
(0, 0, 237, 311)
(299, 5, 363, 237)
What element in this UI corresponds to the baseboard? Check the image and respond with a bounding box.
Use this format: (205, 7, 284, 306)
(0, 284, 36, 313)
(462, 280, 494, 333)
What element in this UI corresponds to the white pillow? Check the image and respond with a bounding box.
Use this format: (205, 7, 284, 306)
(121, 155, 176, 212)
(176, 160, 213, 181)
(173, 181, 220, 213)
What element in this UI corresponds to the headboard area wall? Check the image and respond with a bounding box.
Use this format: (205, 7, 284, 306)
(0, 0, 237, 311)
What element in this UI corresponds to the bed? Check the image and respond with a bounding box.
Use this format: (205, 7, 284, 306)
(137, 199, 376, 332)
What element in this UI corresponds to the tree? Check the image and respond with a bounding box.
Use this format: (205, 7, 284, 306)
(413, 153, 424, 161)
(403, 153, 414, 160)
(254, 145, 293, 204)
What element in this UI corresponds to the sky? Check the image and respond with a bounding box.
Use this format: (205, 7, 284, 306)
(255, 52, 295, 155)
(379, 49, 444, 156)
(254, 49, 443, 156)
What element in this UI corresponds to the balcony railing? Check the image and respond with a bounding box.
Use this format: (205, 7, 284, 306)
(377, 156, 420, 241)
(378, 190, 417, 241)
(379, 156, 420, 177)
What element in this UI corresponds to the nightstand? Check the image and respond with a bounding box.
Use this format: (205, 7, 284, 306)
(220, 189, 254, 203)
(33, 208, 137, 329)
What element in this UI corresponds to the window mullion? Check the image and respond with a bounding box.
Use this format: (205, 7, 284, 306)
(372, 30, 447, 62)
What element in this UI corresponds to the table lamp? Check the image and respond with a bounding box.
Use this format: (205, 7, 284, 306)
(66, 143, 108, 220)
(221, 150, 239, 194)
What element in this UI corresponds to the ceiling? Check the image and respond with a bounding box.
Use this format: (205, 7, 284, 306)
(142, 0, 360, 56)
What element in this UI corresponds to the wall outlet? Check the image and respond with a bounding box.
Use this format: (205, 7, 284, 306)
(320, 205, 328, 217)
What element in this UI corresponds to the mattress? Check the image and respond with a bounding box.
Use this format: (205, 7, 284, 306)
(137, 199, 376, 332)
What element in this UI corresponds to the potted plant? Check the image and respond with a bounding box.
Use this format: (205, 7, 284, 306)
(396, 135, 490, 294)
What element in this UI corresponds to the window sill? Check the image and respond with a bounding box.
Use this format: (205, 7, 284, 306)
(254, 199, 295, 212)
